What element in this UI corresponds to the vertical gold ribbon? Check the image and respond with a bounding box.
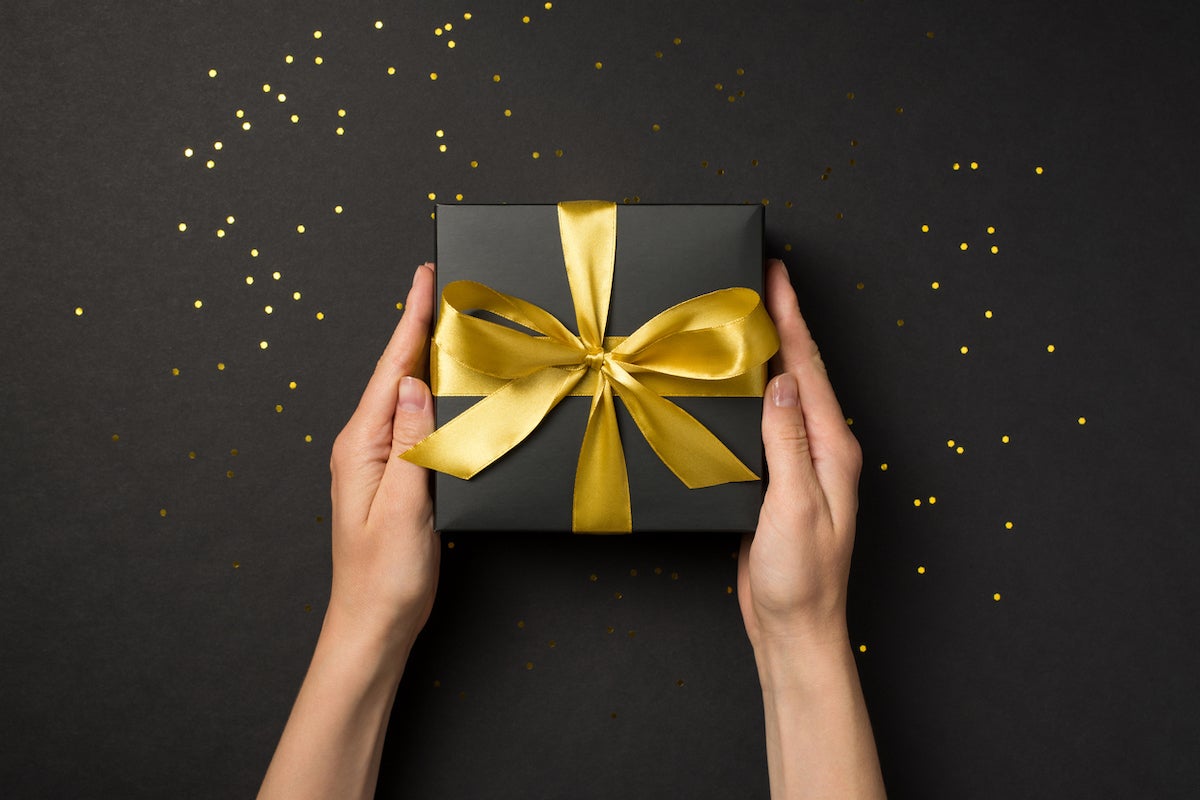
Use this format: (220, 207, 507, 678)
(401, 201, 779, 532)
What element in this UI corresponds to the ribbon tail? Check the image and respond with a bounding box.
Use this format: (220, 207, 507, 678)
(401, 368, 583, 478)
(607, 362, 760, 488)
(573, 378, 631, 534)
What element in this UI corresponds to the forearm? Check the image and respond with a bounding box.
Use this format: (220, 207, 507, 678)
(259, 612, 412, 800)
(755, 633, 886, 800)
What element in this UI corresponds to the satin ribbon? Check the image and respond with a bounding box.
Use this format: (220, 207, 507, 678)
(401, 201, 780, 533)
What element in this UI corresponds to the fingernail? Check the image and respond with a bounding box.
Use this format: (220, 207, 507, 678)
(398, 376, 427, 412)
(772, 373, 798, 407)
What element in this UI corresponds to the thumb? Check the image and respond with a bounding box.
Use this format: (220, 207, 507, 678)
(762, 372, 821, 497)
(393, 376, 435, 451)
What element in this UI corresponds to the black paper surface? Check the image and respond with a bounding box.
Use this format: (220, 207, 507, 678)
(2, 1, 1199, 799)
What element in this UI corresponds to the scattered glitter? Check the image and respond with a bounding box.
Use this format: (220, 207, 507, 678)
(334, 205, 343, 214)
(304, 434, 312, 443)
(896, 319, 904, 327)
(226, 470, 235, 478)
(1005, 521, 1014, 529)
(262, 84, 271, 93)
(74, 307, 84, 316)
(880, 463, 888, 471)
(193, 299, 203, 309)
(447, 40, 455, 48)
(259, 341, 268, 349)
(504, 109, 512, 117)
(264, 305, 273, 314)
(277, 93, 286, 102)
(917, 565, 926, 574)
(313, 30, 321, 39)
(970, 161, 979, 170)
(245, 276, 254, 285)
(315, 312, 325, 320)
(986, 226, 996, 234)
(375, 20, 383, 29)
(464, 12, 472, 19)
(242, 122, 251, 131)
(947, 440, 956, 447)
(651, 123, 661, 132)
(428, 193, 437, 200)
(960, 345, 969, 354)
(928, 496, 937, 504)
(225, 215, 235, 224)
(595, 62, 603, 69)
(960, 242, 969, 251)
(428, 71, 436, 80)
(275, 404, 283, 413)
(931, 281, 940, 289)
(1035, 166, 1044, 174)
(859, 644, 867, 653)
(525, 662, 534, 670)
(993, 593, 1002, 601)
(314, 56, 324, 65)
(160, 508, 167, 517)
(456, 193, 464, 200)
(208, 69, 217, 78)
(272, 271, 281, 280)
(296, 225, 305, 234)
(206, 160, 215, 169)
(1078, 416, 1087, 425)
(985, 309, 993, 318)
(956, 446, 964, 454)
(336, 127, 344, 136)
(216, 229, 225, 238)
(492, 74, 501, 82)
(522, 15, 530, 23)
(953, 162, 961, 170)
(338, 108, 346, 118)
(250, 248, 259, 257)
(236, 109, 244, 118)
(285, 55, 293, 64)
(388, 67, 396, 75)
(921, 224, 929, 232)
(217, 363, 225, 370)
(184, 148, 193, 158)
(171, 367, 180, 376)
(1047, 344, 1056, 353)
(178, 222, 187, 232)
(913, 498, 921, 507)
(991, 245, 999, 254)
(532, 151, 540, 159)
(293, 292, 301, 300)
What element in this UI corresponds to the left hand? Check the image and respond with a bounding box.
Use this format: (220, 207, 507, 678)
(327, 262, 439, 651)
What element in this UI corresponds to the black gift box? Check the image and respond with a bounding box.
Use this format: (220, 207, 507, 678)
(431, 203, 766, 533)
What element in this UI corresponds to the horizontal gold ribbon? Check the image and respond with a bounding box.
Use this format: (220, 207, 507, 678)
(402, 201, 779, 533)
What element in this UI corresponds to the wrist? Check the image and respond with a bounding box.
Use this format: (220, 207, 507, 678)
(317, 604, 416, 688)
(751, 625, 854, 694)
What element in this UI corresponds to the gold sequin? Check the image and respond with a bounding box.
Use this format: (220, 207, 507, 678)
(917, 565, 926, 574)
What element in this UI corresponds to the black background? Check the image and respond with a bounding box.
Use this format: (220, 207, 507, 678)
(2, 1, 1198, 797)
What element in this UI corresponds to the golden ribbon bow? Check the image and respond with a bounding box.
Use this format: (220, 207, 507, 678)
(401, 201, 780, 532)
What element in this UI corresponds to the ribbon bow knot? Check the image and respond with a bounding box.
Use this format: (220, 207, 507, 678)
(402, 201, 780, 532)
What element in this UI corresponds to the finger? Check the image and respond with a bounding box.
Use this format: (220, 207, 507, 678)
(347, 263, 436, 437)
(761, 371, 824, 504)
(377, 376, 437, 511)
(764, 259, 848, 439)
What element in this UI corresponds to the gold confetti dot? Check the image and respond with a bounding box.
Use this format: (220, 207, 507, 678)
(275, 404, 283, 413)
(614, 591, 623, 599)
(374, 20, 383, 29)
(285, 55, 293, 64)
(338, 108, 346, 118)
(262, 83, 271, 93)
(184, 147, 193, 158)
(525, 661, 534, 670)
(545, 2, 553, 8)
(314, 56, 324, 65)
(947, 439, 956, 447)
(313, 30, 322, 39)
(784, 243, 792, 251)
(673, 37, 682, 45)
(235, 109, 244, 118)
(205, 160, 215, 169)
(336, 127, 344, 136)
(670, 571, 679, 580)
(917, 565, 926, 574)
(522, 15, 530, 23)
(446, 40, 455, 48)
(606, 626, 614, 634)
(1078, 416, 1087, 425)
(913, 498, 921, 507)
(952, 162, 961, 170)
(464, 12, 472, 19)
(315, 312, 325, 320)
(428, 192, 437, 201)
(986, 226, 996, 234)
(896, 319, 904, 327)
(304, 434, 312, 443)
(993, 593, 1002, 601)
(736, 67, 745, 76)
(651, 123, 661, 132)
(725, 585, 734, 595)
(171, 367, 180, 376)
(74, 306, 84, 316)
(428, 71, 437, 80)
(856, 281, 865, 290)
(111, 433, 120, 442)
(859, 644, 867, 653)
(159, 508, 167, 517)
(215, 229, 225, 238)
(991, 245, 999, 254)
(956, 446, 964, 454)
(970, 161, 979, 170)
(259, 341, 268, 349)
(217, 363, 225, 371)
(960, 345, 969, 354)
(444, 23, 453, 31)
(290, 114, 299, 123)
(926, 31, 935, 39)
(447, 541, 455, 549)
(846, 91, 855, 99)
(985, 309, 993, 319)
(208, 68, 217, 78)
(226, 470, 235, 478)
(1001, 434, 1010, 443)
(960, 242, 969, 251)
(531, 151, 540, 159)
(193, 299, 203, 309)
(178, 222, 187, 232)
(435, 27, 443, 35)
(242, 122, 251, 131)
(931, 281, 940, 289)
(264, 305, 273, 315)
(276, 93, 286, 102)
(928, 496, 937, 504)
(296, 225, 305, 234)
(245, 276, 254, 285)
(492, 74, 501, 82)
(595, 61, 603, 69)
(293, 292, 301, 301)
(1046, 344, 1056, 353)
(387, 66, 396, 75)
(880, 463, 888, 471)
(1035, 166, 1044, 174)
(272, 271, 281, 280)
(455, 193, 464, 200)
(516, 620, 525, 629)
(895, 106, 904, 114)
(920, 224, 929, 232)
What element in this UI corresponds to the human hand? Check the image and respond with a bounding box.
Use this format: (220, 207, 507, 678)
(327, 262, 439, 654)
(738, 258, 863, 651)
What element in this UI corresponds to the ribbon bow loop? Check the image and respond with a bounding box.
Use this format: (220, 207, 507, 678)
(402, 201, 779, 532)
